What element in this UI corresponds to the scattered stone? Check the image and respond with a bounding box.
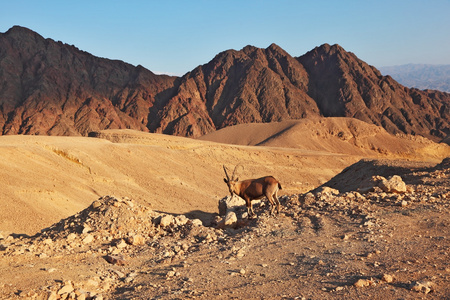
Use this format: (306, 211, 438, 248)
(353, 278, 374, 288)
(43, 238, 53, 245)
(115, 239, 128, 249)
(315, 186, 340, 195)
(379, 175, 406, 193)
(381, 274, 394, 283)
(57, 281, 74, 295)
(301, 193, 315, 206)
(174, 215, 189, 226)
(47, 291, 58, 300)
(191, 219, 203, 226)
(82, 234, 94, 244)
(86, 278, 100, 287)
(224, 211, 238, 227)
(125, 235, 145, 246)
(124, 272, 138, 283)
(236, 248, 245, 258)
(159, 215, 174, 227)
(218, 195, 246, 216)
(166, 270, 176, 278)
(66, 233, 77, 241)
(410, 280, 435, 294)
(104, 255, 127, 266)
(91, 200, 102, 209)
(82, 225, 92, 234)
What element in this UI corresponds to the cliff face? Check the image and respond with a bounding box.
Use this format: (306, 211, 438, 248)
(1, 26, 449, 141)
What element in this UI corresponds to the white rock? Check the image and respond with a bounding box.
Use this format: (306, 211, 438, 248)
(66, 233, 77, 241)
(224, 211, 237, 226)
(82, 225, 92, 234)
(218, 195, 246, 216)
(411, 280, 434, 294)
(379, 175, 406, 193)
(57, 282, 74, 294)
(174, 215, 189, 226)
(191, 219, 203, 226)
(82, 234, 94, 244)
(116, 239, 128, 249)
(160, 215, 174, 227)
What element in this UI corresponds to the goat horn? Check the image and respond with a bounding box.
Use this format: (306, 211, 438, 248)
(223, 165, 230, 181)
(231, 164, 242, 181)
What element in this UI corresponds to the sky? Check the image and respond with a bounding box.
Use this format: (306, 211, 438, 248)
(1, 0, 449, 76)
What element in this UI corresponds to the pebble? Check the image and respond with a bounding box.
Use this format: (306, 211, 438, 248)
(354, 278, 374, 288)
(160, 215, 174, 227)
(82, 225, 92, 234)
(105, 255, 127, 266)
(381, 274, 394, 283)
(82, 234, 94, 244)
(410, 280, 435, 294)
(116, 239, 128, 249)
(57, 282, 74, 295)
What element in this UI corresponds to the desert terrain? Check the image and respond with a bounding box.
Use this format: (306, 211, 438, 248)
(0, 118, 449, 299)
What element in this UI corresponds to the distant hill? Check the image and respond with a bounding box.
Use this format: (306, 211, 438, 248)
(198, 118, 450, 159)
(0, 26, 449, 141)
(379, 64, 450, 92)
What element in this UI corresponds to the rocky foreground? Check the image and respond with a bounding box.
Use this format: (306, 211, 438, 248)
(0, 158, 449, 299)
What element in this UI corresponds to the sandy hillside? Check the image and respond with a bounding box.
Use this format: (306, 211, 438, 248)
(0, 118, 449, 300)
(199, 118, 449, 159)
(1, 118, 449, 236)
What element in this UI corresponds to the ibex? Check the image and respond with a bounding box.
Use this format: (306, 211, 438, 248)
(223, 165, 282, 218)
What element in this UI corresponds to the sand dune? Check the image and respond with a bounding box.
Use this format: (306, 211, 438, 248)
(199, 117, 449, 159)
(1, 119, 448, 235)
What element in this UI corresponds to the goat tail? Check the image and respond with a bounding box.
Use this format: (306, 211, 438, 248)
(278, 182, 282, 190)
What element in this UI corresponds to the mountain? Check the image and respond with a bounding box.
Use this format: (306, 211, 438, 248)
(379, 64, 450, 92)
(0, 26, 449, 141)
(298, 45, 449, 140)
(0, 26, 176, 136)
(161, 43, 450, 140)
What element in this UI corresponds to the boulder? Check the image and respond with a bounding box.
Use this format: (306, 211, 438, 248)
(218, 195, 246, 216)
(159, 215, 174, 227)
(224, 211, 238, 227)
(379, 175, 407, 193)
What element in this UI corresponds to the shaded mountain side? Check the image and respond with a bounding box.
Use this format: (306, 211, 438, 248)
(0, 26, 449, 140)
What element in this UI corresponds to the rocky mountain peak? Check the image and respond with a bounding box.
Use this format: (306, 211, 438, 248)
(0, 26, 448, 141)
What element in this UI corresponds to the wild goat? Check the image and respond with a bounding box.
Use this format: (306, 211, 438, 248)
(223, 165, 282, 218)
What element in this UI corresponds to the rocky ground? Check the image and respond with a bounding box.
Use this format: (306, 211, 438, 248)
(0, 158, 449, 299)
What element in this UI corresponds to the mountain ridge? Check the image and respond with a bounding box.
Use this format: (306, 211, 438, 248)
(0, 26, 449, 141)
(379, 64, 450, 92)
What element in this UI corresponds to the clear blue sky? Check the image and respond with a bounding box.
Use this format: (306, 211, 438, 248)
(1, 0, 449, 76)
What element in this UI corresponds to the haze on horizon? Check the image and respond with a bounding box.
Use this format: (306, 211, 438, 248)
(1, 0, 449, 76)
